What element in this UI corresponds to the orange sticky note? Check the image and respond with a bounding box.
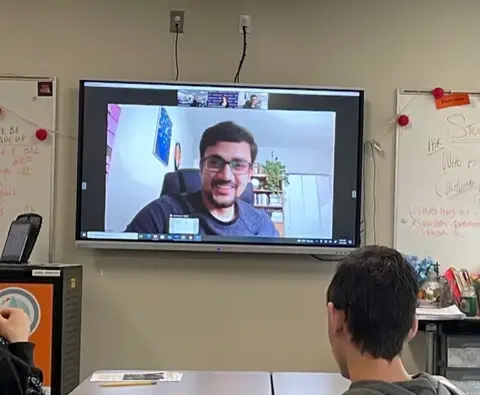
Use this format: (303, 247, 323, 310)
(435, 93, 470, 109)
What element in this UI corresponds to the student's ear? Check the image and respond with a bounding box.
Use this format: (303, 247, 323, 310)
(327, 302, 345, 335)
(407, 316, 418, 342)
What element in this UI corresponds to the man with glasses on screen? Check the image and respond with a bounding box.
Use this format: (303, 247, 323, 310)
(125, 121, 279, 237)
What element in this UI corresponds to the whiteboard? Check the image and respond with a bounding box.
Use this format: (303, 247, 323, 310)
(394, 89, 480, 272)
(0, 76, 56, 263)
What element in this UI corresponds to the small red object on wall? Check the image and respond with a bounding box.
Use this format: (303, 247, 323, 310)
(35, 128, 48, 141)
(432, 87, 445, 100)
(397, 114, 410, 127)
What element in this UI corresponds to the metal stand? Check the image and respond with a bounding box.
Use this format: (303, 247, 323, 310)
(425, 323, 438, 375)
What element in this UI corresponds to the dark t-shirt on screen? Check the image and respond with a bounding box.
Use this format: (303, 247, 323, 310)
(125, 191, 279, 237)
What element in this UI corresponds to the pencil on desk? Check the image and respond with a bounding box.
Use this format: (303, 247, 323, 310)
(100, 380, 157, 387)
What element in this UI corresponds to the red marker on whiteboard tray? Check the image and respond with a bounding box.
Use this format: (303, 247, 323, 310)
(35, 128, 48, 141)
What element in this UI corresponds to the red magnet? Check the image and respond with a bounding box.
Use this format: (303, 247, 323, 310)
(35, 128, 48, 141)
(432, 87, 445, 100)
(397, 114, 410, 127)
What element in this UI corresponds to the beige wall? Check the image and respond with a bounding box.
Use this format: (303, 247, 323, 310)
(6, 0, 474, 378)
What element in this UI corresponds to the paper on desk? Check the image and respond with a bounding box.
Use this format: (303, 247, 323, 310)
(90, 371, 183, 382)
(416, 305, 466, 320)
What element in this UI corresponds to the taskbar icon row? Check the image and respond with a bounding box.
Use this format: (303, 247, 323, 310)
(80, 231, 201, 242)
(138, 233, 202, 242)
(80, 232, 354, 246)
(297, 238, 354, 245)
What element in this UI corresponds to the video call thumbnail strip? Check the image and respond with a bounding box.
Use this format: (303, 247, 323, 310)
(178, 89, 269, 110)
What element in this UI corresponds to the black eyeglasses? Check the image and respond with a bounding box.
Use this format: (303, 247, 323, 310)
(202, 156, 251, 175)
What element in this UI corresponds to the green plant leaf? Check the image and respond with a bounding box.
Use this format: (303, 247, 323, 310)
(262, 151, 289, 193)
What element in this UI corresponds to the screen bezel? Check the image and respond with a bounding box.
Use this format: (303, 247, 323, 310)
(76, 80, 364, 255)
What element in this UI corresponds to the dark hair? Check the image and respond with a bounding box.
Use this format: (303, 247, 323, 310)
(326, 245, 419, 361)
(250, 94, 258, 99)
(199, 121, 258, 162)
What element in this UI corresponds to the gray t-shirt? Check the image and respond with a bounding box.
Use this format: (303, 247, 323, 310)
(343, 373, 463, 395)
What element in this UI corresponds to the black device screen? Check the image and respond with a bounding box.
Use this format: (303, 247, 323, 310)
(0, 221, 32, 263)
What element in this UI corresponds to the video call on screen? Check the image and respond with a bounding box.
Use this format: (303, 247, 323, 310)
(77, 82, 363, 248)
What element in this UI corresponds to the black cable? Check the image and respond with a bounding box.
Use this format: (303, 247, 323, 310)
(233, 26, 248, 83)
(310, 254, 340, 262)
(364, 141, 377, 244)
(174, 23, 180, 81)
(360, 142, 368, 245)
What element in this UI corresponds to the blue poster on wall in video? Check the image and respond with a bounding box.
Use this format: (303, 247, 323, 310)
(153, 107, 173, 166)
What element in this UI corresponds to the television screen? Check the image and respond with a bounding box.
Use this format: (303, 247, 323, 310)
(76, 81, 364, 255)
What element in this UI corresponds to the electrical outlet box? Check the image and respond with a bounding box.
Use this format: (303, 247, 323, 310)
(239, 14, 251, 34)
(170, 10, 185, 33)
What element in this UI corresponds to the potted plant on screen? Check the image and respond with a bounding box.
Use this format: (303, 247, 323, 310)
(263, 151, 289, 206)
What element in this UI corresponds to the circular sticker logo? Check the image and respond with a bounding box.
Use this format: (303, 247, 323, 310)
(0, 287, 41, 334)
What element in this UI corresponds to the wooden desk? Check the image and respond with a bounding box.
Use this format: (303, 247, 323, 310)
(272, 372, 350, 395)
(69, 371, 272, 395)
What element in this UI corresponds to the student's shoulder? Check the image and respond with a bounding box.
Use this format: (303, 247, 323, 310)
(414, 373, 464, 395)
(341, 389, 383, 395)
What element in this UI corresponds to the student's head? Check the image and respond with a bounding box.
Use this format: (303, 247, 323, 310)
(199, 121, 257, 209)
(250, 94, 258, 105)
(326, 245, 419, 379)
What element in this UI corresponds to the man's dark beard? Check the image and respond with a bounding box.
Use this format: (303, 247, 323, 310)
(206, 192, 236, 208)
(207, 180, 237, 208)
